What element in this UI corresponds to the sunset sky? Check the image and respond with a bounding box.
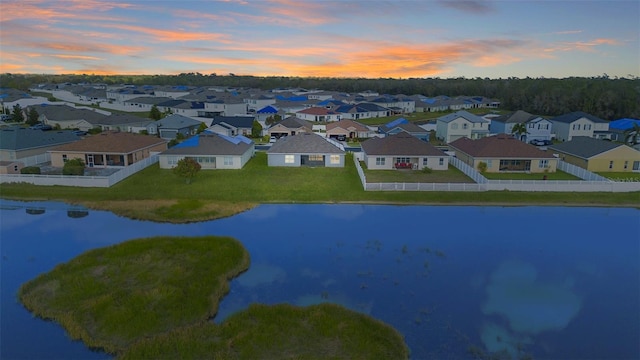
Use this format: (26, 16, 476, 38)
(1, 0, 638, 79)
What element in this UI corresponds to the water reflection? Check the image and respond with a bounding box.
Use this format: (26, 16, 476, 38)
(0, 201, 638, 360)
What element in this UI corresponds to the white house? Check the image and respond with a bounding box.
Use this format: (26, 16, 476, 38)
(436, 110, 490, 143)
(551, 111, 610, 141)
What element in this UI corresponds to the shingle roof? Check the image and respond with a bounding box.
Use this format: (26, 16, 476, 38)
(161, 133, 252, 156)
(156, 114, 202, 129)
(551, 111, 607, 124)
(28, 104, 107, 123)
(274, 116, 313, 130)
(449, 134, 555, 158)
(437, 110, 488, 124)
(297, 107, 337, 115)
(361, 132, 445, 156)
(0, 126, 79, 151)
(326, 119, 369, 132)
(211, 116, 255, 128)
(267, 133, 344, 154)
(49, 132, 167, 153)
(492, 110, 539, 124)
(547, 136, 628, 159)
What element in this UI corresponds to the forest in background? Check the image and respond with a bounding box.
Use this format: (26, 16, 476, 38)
(1, 73, 638, 120)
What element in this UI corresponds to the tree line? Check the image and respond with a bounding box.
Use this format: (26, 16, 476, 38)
(1, 73, 638, 120)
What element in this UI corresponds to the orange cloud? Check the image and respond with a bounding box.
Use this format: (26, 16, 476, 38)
(99, 23, 231, 43)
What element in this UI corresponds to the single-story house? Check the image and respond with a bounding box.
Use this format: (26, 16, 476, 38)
(206, 115, 255, 137)
(267, 116, 313, 138)
(153, 114, 202, 140)
(377, 118, 430, 141)
(548, 136, 640, 172)
(28, 104, 108, 132)
(361, 132, 449, 170)
(0, 126, 80, 161)
(267, 132, 345, 167)
(48, 131, 167, 168)
(159, 133, 254, 170)
(449, 134, 557, 173)
(295, 107, 342, 122)
(0, 160, 24, 174)
(326, 119, 374, 140)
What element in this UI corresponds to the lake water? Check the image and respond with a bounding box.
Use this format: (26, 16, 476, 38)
(1, 201, 638, 359)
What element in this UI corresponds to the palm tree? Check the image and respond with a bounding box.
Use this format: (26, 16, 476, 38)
(511, 122, 527, 141)
(624, 122, 640, 146)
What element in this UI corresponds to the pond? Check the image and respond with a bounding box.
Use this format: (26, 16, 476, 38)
(1, 201, 638, 359)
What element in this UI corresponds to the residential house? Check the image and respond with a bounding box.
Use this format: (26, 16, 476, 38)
(29, 104, 108, 131)
(48, 131, 167, 168)
(361, 132, 448, 170)
(267, 132, 345, 167)
(0, 126, 80, 161)
(490, 110, 552, 142)
(334, 103, 391, 120)
(550, 111, 610, 141)
(203, 98, 247, 117)
(449, 134, 557, 173)
(153, 85, 194, 99)
(0, 160, 24, 174)
(378, 118, 430, 141)
(295, 107, 342, 122)
(158, 133, 254, 170)
(371, 95, 416, 114)
(153, 114, 202, 140)
(207, 116, 255, 137)
(267, 117, 313, 138)
(246, 94, 276, 112)
(436, 110, 490, 143)
(548, 136, 640, 172)
(326, 119, 374, 140)
(608, 118, 640, 147)
(93, 113, 155, 133)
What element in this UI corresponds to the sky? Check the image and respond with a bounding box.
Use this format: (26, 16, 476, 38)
(0, 0, 638, 79)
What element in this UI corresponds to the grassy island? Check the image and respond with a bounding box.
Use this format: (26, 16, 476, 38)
(18, 236, 409, 358)
(1, 152, 638, 223)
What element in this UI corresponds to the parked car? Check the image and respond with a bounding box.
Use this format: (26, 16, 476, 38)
(30, 123, 53, 131)
(530, 139, 552, 146)
(336, 135, 346, 141)
(269, 136, 277, 143)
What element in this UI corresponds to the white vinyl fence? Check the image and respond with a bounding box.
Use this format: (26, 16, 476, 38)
(0, 155, 158, 188)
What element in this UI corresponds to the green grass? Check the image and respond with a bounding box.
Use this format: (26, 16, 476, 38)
(19, 236, 250, 353)
(596, 172, 640, 181)
(2, 152, 638, 222)
(482, 170, 581, 181)
(121, 303, 409, 360)
(363, 163, 474, 183)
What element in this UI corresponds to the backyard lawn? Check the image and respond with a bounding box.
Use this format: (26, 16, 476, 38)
(362, 162, 474, 183)
(481, 170, 581, 181)
(596, 172, 640, 181)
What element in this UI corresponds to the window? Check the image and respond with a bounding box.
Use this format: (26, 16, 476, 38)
(309, 154, 323, 161)
(584, 124, 592, 130)
(439, 157, 445, 166)
(462, 123, 468, 129)
(224, 157, 233, 166)
(423, 158, 429, 166)
(486, 160, 492, 168)
(539, 159, 548, 168)
(529, 123, 535, 129)
(62, 154, 68, 163)
(633, 161, 640, 171)
(167, 156, 179, 166)
(376, 157, 385, 166)
(573, 124, 580, 130)
(624, 161, 629, 169)
(14, 165, 18, 171)
(285, 155, 294, 164)
(330, 155, 340, 164)
(609, 161, 614, 169)
(396, 157, 410, 164)
(451, 123, 458, 130)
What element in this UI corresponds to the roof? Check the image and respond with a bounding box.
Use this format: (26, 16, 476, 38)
(273, 116, 313, 130)
(449, 134, 555, 158)
(49, 132, 167, 153)
(297, 107, 337, 116)
(361, 132, 446, 156)
(491, 110, 539, 124)
(437, 110, 488, 124)
(609, 118, 640, 131)
(28, 104, 107, 123)
(326, 119, 369, 132)
(156, 114, 202, 129)
(551, 111, 607, 124)
(97, 113, 154, 126)
(0, 126, 80, 151)
(267, 133, 345, 154)
(211, 116, 255, 128)
(379, 119, 426, 134)
(257, 105, 278, 114)
(161, 133, 253, 156)
(547, 136, 630, 159)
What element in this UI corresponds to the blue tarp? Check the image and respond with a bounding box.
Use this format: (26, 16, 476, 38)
(609, 118, 640, 130)
(173, 135, 199, 148)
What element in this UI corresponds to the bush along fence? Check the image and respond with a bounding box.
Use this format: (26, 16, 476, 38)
(0, 155, 159, 188)
(353, 155, 640, 193)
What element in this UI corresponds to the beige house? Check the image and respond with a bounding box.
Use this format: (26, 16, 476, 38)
(48, 132, 167, 168)
(267, 116, 313, 138)
(449, 134, 558, 173)
(361, 132, 448, 171)
(0, 160, 24, 174)
(548, 137, 640, 172)
(326, 119, 374, 140)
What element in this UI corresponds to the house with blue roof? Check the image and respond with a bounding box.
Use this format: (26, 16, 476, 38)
(246, 94, 276, 112)
(550, 111, 610, 141)
(158, 133, 254, 170)
(371, 95, 415, 114)
(436, 110, 490, 143)
(378, 118, 430, 141)
(608, 118, 640, 146)
(334, 103, 390, 120)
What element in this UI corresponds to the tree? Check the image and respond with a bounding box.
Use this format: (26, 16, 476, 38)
(27, 107, 40, 126)
(511, 123, 527, 141)
(251, 120, 263, 138)
(149, 105, 162, 120)
(197, 122, 208, 134)
(63, 158, 85, 176)
(173, 157, 201, 184)
(12, 104, 24, 123)
(265, 114, 281, 126)
(477, 161, 488, 173)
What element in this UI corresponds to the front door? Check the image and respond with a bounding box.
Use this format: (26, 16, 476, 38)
(87, 154, 94, 167)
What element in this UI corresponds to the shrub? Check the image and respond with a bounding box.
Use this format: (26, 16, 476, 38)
(21, 166, 41, 174)
(477, 161, 487, 173)
(421, 166, 432, 174)
(63, 158, 85, 176)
